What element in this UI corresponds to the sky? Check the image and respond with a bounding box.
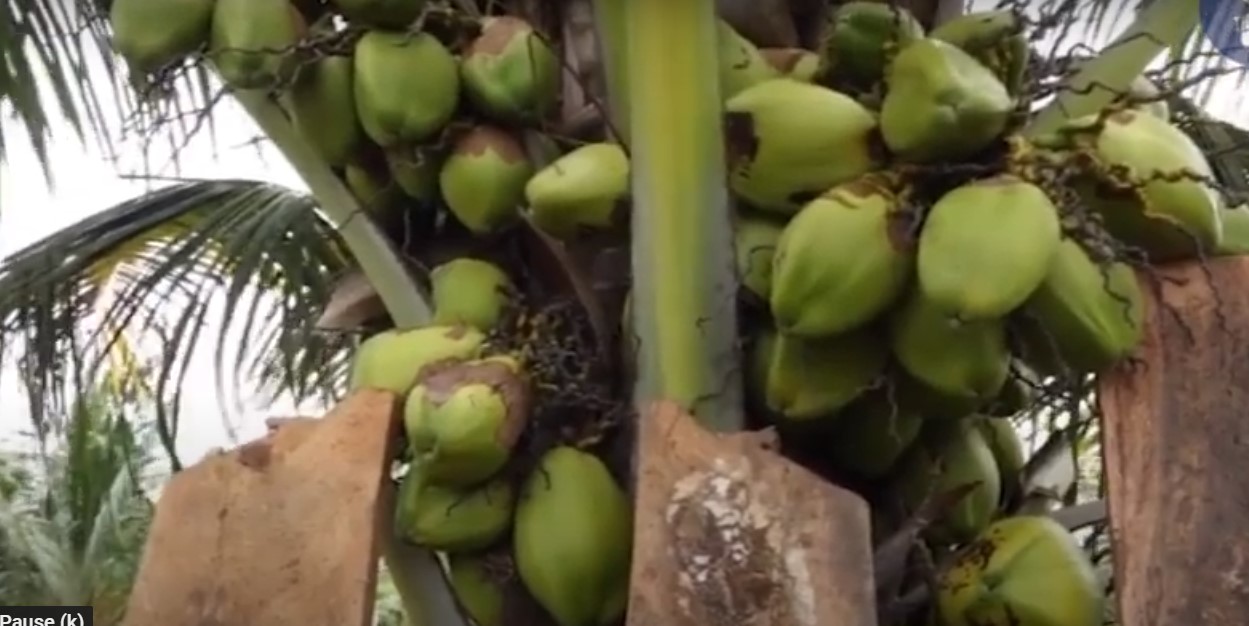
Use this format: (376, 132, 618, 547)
(0, 4, 1247, 467)
(0, 84, 322, 464)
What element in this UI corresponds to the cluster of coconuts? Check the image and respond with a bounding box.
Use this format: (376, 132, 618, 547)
(711, 3, 1246, 626)
(109, 1, 637, 626)
(342, 284, 631, 626)
(111, 0, 632, 242)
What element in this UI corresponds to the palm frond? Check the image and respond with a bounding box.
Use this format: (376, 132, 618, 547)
(0, 0, 228, 195)
(1, 0, 117, 180)
(0, 179, 358, 463)
(1021, 0, 1249, 117)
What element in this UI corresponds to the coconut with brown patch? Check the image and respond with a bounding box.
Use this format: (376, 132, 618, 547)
(769, 173, 914, 337)
(523, 141, 630, 240)
(723, 78, 880, 215)
(1069, 109, 1224, 262)
(403, 355, 532, 487)
(937, 514, 1104, 626)
(461, 16, 560, 123)
(440, 126, 535, 234)
(348, 324, 486, 395)
(758, 47, 820, 83)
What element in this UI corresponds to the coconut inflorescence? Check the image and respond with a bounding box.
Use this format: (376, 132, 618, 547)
(110, 3, 1240, 625)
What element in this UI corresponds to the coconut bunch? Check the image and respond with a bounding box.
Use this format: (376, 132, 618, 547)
(716, 4, 1245, 625)
(300, 9, 632, 241)
(349, 311, 631, 626)
(111, 0, 632, 242)
(325, 245, 631, 626)
(109, 1, 637, 625)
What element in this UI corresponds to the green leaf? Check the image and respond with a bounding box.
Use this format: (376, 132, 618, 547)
(0, 179, 355, 460)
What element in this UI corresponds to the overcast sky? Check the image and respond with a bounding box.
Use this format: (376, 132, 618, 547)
(0, 5, 1246, 466)
(0, 86, 320, 464)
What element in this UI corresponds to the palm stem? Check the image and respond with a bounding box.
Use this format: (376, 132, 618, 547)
(621, 0, 744, 430)
(232, 90, 433, 329)
(231, 90, 462, 626)
(591, 0, 630, 142)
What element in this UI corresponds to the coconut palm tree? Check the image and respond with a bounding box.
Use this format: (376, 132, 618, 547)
(2, 1, 1248, 625)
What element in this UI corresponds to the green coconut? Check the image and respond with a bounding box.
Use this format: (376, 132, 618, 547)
(394, 469, 515, 552)
(717, 19, 781, 100)
(880, 38, 1013, 163)
(348, 324, 486, 395)
(354, 31, 460, 147)
(761, 328, 888, 423)
(209, 0, 306, 90)
(524, 142, 630, 239)
(894, 420, 1002, 544)
(890, 290, 1011, 407)
(430, 258, 513, 332)
(110, 0, 215, 74)
(447, 554, 506, 626)
(734, 210, 787, 301)
(288, 54, 363, 167)
(343, 160, 403, 214)
(818, 1, 924, 85)
(384, 144, 441, 202)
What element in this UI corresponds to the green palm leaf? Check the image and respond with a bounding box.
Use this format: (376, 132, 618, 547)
(0, 179, 357, 464)
(0, 0, 225, 192)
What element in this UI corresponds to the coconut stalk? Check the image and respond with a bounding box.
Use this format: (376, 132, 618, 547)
(232, 91, 432, 327)
(617, 0, 744, 430)
(1025, 0, 1201, 138)
(591, 0, 630, 142)
(231, 91, 465, 626)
